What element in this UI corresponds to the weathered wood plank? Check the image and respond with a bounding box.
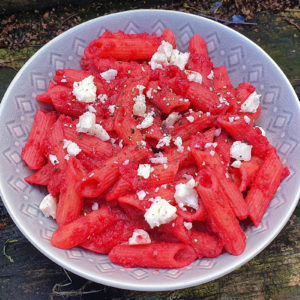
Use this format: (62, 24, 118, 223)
(0, 7, 299, 300)
(0, 207, 299, 299)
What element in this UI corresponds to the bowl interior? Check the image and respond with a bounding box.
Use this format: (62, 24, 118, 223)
(0, 10, 299, 291)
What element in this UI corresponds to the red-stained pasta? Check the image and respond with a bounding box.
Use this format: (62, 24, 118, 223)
(51, 206, 115, 249)
(196, 169, 246, 255)
(23, 29, 288, 269)
(246, 150, 288, 226)
(21, 110, 57, 169)
(109, 243, 197, 268)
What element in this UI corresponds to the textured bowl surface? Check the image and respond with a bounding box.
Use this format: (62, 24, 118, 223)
(0, 9, 299, 291)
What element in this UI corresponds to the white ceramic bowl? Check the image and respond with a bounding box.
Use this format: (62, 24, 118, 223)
(0, 10, 299, 291)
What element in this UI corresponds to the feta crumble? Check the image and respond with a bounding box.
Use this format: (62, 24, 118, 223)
(215, 128, 222, 136)
(156, 135, 172, 149)
(231, 160, 242, 168)
(244, 115, 251, 124)
(137, 164, 152, 179)
(63, 139, 82, 156)
(39, 194, 57, 219)
(149, 41, 173, 70)
(255, 126, 266, 136)
(169, 49, 190, 70)
(185, 70, 202, 84)
(174, 136, 184, 153)
(100, 69, 118, 83)
(150, 152, 168, 164)
(108, 105, 116, 114)
(87, 105, 96, 113)
(98, 94, 108, 104)
(144, 197, 177, 228)
(129, 229, 151, 245)
(137, 190, 147, 200)
(230, 141, 252, 161)
(207, 70, 214, 80)
(146, 88, 153, 99)
(204, 142, 218, 149)
(49, 154, 59, 165)
(133, 94, 147, 117)
(174, 178, 199, 211)
(72, 75, 97, 103)
(186, 115, 195, 123)
(123, 159, 129, 165)
(240, 91, 261, 113)
(136, 112, 154, 129)
(164, 112, 181, 128)
(184, 221, 193, 230)
(91, 202, 99, 211)
(149, 40, 189, 71)
(76, 111, 110, 141)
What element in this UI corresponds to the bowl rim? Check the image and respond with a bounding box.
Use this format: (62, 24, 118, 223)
(0, 9, 300, 291)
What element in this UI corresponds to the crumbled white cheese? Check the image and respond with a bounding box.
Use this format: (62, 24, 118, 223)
(185, 70, 202, 84)
(230, 141, 252, 161)
(244, 115, 251, 124)
(108, 105, 116, 114)
(207, 70, 214, 80)
(186, 115, 195, 123)
(146, 88, 153, 99)
(229, 116, 235, 123)
(174, 136, 184, 153)
(206, 112, 211, 117)
(219, 96, 230, 106)
(72, 75, 97, 103)
(128, 229, 151, 245)
(136, 112, 154, 129)
(174, 178, 199, 211)
(91, 202, 99, 211)
(209, 150, 215, 156)
(150, 152, 168, 164)
(149, 40, 189, 71)
(100, 69, 118, 83)
(63, 139, 82, 156)
(49, 154, 59, 165)
(123, 159, 129, 165)
(144, 196, 177, 228)
(98, 94, 108, 104)
(231, 160, 242, 168)
(240, 91, 261, 113)
(149, 41, 173, 70)
(169, 49, 190, 70)
(76, 111, 110, 141)
(156, 135, 172, 148)
(137, 190, 147, 200)
(255, 126, 266, 136)
(184, 221, 193, 230)
(137, 164, 152, 179)
(119, 139, 123, 148)
(133, 94, 147, 117)
(87, 105, 97, 113)
(204, 142, 218, 149)
(215, 128, 222, 136)
(39, 194, 57, 219)
(183, 174, 193, 180)
(136, 85, 145, 94)
(164, 112, 181, 128)
(157, 41, 173, 59)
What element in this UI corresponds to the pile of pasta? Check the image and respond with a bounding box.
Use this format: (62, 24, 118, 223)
(22, 29, 289, 268)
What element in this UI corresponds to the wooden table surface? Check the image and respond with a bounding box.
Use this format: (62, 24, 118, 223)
(0, 6, 299, 300)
